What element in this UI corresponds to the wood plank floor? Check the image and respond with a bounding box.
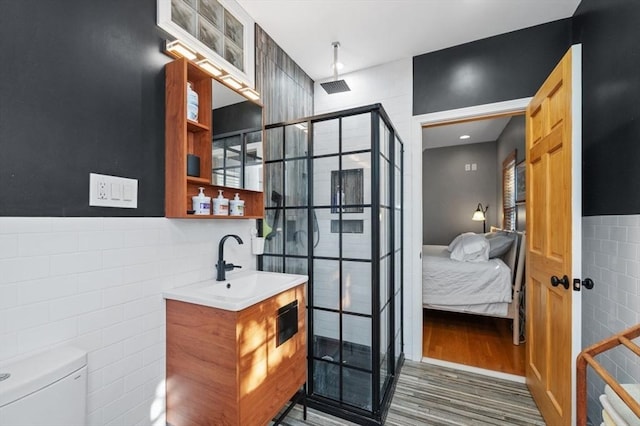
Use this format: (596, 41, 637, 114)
(423, 309, 526, 376)
(274, 360, 544, 425)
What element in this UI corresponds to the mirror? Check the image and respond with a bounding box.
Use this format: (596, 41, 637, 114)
(211, 79, 263, 191)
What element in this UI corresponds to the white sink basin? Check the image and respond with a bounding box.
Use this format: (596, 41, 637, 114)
(163, 270, 308, 311)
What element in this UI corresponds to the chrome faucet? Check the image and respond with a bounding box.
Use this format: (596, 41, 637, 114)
(216, 234, 243, 281)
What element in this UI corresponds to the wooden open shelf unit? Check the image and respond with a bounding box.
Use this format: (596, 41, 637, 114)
(165, 57, 264, 219)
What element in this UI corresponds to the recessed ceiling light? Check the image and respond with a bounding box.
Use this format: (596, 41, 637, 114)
(460, 135, 471, 140)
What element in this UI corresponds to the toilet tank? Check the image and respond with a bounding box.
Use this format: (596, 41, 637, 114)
(0, 346, 87, 426)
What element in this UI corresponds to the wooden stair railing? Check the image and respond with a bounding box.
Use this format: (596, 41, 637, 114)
(577, 323, 640, 425)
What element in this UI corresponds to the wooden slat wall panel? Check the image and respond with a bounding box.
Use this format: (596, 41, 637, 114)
(255, 25, 314, 125)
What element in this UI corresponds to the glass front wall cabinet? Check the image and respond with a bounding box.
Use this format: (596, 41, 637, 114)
(260, 104, 404, 425)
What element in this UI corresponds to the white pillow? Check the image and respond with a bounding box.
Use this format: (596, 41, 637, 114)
(447, 232, 476, 252)
(450, 233, 490, 262)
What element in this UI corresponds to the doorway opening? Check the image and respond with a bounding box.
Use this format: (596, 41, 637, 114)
(420, 111, 526, 377)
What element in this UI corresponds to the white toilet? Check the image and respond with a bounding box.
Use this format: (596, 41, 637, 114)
(0, 346, 87, 426)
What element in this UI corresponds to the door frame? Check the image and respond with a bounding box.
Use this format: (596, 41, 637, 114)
(569, 50, 583, 422)
(409, 97, 532, 362)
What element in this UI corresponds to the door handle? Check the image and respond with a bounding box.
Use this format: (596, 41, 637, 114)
(551, 275, 570, 290)
(582, 278, 594, 290)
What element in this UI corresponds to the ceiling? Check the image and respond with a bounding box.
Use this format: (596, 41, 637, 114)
(237, 0, 581, 81)
(422, 116, 516, 150)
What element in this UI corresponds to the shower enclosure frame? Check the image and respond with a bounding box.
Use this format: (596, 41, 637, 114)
(259, 104, 404, 425)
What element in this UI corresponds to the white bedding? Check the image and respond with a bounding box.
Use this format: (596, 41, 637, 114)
(422, 245, 513, 316)
(425, 302, 511, 316)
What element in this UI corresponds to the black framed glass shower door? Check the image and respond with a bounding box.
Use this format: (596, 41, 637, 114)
(260, 104, 403, 425)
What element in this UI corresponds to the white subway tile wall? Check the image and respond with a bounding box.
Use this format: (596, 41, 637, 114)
(0, 217, 257, 426)
(582, 215, 640, 425)
(314, 58, 412, 144)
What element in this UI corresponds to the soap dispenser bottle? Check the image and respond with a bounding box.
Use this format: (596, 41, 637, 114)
(230, 193, 245, 216)
(213, 190, 229, 215)
(192, 187, 211, 215)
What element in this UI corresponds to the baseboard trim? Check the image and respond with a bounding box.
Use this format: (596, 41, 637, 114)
(421, 357, 526, 384)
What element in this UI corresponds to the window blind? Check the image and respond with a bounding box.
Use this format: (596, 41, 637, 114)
(502, 150, 517, 231)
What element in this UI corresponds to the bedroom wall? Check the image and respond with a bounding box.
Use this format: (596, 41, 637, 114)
(573, 0, 640, 424)
(496, 115, 526, 231)
(422, 141, 497, 245)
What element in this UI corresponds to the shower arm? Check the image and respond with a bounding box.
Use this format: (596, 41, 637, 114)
(333, 42, 340, 81)
(332, 42, 340, 81)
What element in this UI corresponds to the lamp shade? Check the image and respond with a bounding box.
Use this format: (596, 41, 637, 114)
(472, 203, 488, 221)
(472, 210, 486, 221)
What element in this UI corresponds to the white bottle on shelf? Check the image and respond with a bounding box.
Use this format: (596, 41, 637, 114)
(192, 187, 210, 215)
(212, 190, 229, 215)
(230, 193, 245, 216)
(187, 81, 199, 122)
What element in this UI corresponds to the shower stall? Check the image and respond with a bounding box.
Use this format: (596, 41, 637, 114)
(260, 104, 404, 425)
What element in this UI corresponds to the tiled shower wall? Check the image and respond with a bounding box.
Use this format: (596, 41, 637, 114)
(0, 217, 257, 426)
(582, 215, 640, 425)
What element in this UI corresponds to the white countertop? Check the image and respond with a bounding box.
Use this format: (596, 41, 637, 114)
(163, 270, 308, 311)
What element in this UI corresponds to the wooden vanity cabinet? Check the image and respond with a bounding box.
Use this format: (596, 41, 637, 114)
(165, 284, 306, 426)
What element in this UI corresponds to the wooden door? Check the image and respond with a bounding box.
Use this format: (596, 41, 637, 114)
(525, 46, 582, 426)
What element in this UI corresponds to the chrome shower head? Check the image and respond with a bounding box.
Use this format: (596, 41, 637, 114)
(321, 42, 351, 94)
(321, 79, 350, 94)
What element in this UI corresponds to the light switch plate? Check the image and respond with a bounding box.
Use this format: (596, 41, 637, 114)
(89, 173, 138, 208)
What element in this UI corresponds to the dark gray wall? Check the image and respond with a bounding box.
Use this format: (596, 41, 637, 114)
(0, 3, 311, 218)
(413, 19, 572, 115)
(0, 0, 169, 216)
(212, 101, 263, 136)
(574, 0, 640, 215)
(496, 115, 525, 230)
(423, 142, 497, 245)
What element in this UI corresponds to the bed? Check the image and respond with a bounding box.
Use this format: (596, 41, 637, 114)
(422, 227, 526, 345)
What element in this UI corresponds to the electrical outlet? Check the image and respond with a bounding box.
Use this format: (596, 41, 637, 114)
(97, 179, 108, 200)
(90, 173, 138, 208)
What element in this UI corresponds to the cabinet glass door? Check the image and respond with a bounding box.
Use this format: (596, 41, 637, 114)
(213, 135, 242, 187)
